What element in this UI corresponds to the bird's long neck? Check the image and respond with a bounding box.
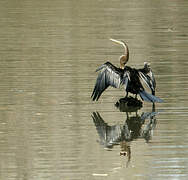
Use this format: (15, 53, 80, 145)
(120, 44, 129, 69)
(120, 63, 125, 69)
(120, 56, 128, 69)
(124, 43, 129, 60)
(120, 42, 129, 69)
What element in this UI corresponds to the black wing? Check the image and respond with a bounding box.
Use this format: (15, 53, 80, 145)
(91, 62, 128, 101)
(138, 63, 156, 95)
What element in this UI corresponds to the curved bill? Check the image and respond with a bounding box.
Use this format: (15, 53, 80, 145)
(110, 38, 126, 48)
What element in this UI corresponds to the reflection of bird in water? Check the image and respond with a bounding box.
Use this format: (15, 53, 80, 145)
(126, 104, 157, 142)
(141, 104, 157, 142)
(91, 38, 163, 103)
(91, 112, 131, 148)
(91, 104, 158, 166)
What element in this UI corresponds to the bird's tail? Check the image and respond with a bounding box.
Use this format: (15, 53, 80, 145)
(139, 91, 163, 103)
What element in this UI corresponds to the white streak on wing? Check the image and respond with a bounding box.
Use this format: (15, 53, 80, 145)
(106, 66, 121, 88)
(92, 62, 122, 101)
(122, 71, 130, 90)
(149, 71, 152, 78)
(145, 67, 156, 89)
(139, 72, 151, 89)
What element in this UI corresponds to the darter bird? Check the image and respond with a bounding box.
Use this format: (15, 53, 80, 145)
(91, 38, 163, 103)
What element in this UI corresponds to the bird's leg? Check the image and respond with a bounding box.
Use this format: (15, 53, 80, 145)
(126, 112, 129, 120)
(125, 92, 128, 98)
(152, 103, 155, 112)
(135, 110, 138, 116)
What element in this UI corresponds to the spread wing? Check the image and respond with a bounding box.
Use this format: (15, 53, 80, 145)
(138, 67, 156, 95)
(91, 62, 129, 101)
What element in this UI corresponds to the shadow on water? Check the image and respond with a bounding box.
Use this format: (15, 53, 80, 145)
(91, 102, 158, 167)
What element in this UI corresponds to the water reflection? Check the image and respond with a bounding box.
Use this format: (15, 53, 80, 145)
(92, 104, 158, 166)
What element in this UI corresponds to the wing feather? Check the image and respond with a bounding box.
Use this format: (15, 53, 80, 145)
(138, 70, 156, 95)
(148, 70, 156, 90)
(91, 62, 123, 101)
(122, 71, 130, 90)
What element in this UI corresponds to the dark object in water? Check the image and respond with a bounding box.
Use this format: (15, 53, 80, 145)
(91, 38, 163, 103)
(115, 96, 142, 112)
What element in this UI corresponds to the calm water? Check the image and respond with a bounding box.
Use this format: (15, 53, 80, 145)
(0, 0, 188, 179)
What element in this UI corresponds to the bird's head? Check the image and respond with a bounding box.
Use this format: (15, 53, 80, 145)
(144, 62, 151, 72)
(110, 38, 129, 69)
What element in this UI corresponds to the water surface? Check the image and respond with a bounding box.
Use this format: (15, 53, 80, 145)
(0, 0, 188, 179)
